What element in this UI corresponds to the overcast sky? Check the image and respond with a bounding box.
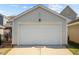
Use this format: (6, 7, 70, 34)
(0, 4, 79, 16)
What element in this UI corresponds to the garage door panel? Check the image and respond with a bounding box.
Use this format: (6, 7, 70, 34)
(18, 24, 62, 45)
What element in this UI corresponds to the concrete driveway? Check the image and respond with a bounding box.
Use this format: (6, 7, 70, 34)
(7, 46, 73, 55)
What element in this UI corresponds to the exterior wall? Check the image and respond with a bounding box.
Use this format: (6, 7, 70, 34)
(68, 24, 79, 44)
(0, 28, 3, 35)
(62, 22, 68, 45)
(12, 7, 67, 45)
(0, 28, 3, 41)
(0, 14, 3, 25)
(0, 15, 8, 26)
(3, 16, 8, 25)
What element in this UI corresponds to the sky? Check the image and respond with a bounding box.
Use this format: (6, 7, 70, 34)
(0, 4, 79, 16)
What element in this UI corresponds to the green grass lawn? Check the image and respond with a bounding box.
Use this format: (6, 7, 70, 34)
(0, 48, 12, 55)
(67, 41, 79, 55)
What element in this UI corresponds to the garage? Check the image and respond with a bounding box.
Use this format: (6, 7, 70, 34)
(11, 5, 69, 46)
(18, 23, 62, 45)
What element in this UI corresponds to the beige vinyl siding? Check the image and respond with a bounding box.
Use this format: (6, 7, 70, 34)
(68, 24, 79, 44)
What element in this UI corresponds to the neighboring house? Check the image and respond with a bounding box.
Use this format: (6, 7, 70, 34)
(68, 19, 79, 44)
(11, 4, 71, 46)
(4, 16, 15, 41)
(60, 6, 77, 21)
(0, 14, 4, 37)
(0, 25, 4, 35)
(0, 14, 4, 25)
(4, 16, 15, 28)
(0, 14, 8, 41)
(0, 14, 9, 26)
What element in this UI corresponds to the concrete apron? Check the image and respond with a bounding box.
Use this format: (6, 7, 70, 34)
(7, 46, 73, 55)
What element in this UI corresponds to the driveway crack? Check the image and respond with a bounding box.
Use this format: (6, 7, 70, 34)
(40, 47, 41, 55)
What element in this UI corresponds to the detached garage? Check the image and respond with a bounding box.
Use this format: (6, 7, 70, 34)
(11, 5, 69, 46)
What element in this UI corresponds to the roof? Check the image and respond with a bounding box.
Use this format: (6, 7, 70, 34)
(68, 18, 79, 26)
(60, 6, 77, 20)
(11, 4, 71, 23)
(62, 6, 77, 15)
(69, 19, 79, 24)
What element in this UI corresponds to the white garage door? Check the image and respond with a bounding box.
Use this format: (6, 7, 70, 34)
(18, 24, 62, 45)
